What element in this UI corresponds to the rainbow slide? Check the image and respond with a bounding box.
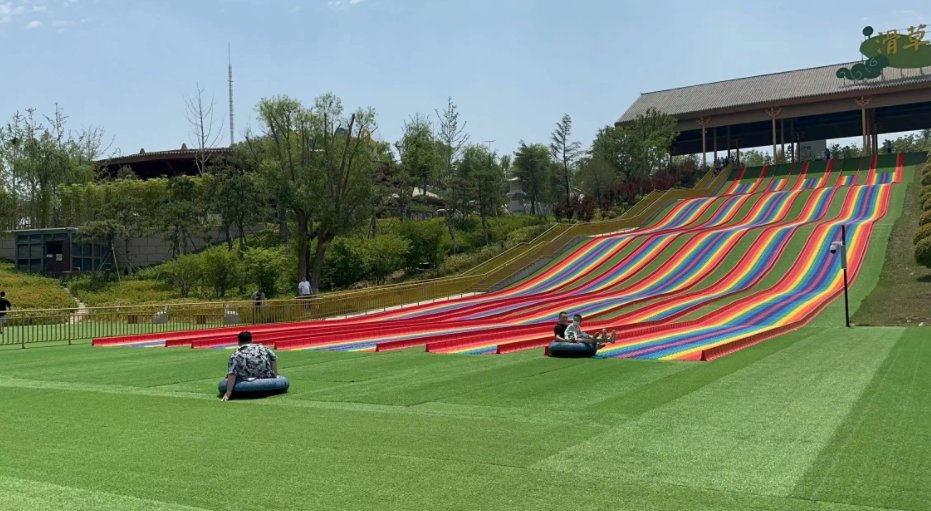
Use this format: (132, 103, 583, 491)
(93, 154, 906, 361)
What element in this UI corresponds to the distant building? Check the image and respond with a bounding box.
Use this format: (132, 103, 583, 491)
(7, 228, 109, 276)
(96, 145, 233, 179)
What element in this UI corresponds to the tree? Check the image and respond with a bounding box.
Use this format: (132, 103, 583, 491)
(577, 156, 616, 211)
(78, 219, 126, 280)
(0, 106, 103, 229)
(460, 145, 506, 244)
(550, 114, 581, 218)
(253, 95, 318, 278)
(394, 115, 435, 221)
(185, 83, 224, 175)
(205, 147, 264, 250)
(513, 142, 553, 216)
(434, 97, 470, 253)
(201, 245, 242, 297)
(161, 176, 202, 257)
(592, 108, 678, 186)
(162, 253, 204, 298)
(741, 150, 772, 168)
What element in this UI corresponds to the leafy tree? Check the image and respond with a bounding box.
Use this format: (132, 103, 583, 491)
(891, 130, 931, 153)
(740, 149, 772, 168)
(577, 156, 616, 211)
(0, 106, 103, 229)
(828, 143, 861, 160)
(325, 237, 371, 288)
(591, 108, 678, 186)
(253, 95, 318, 277)
(205, 148, 264, 250)
(307, 95, 379, 292)
(396, 114, 436, 213)
(201, 245, 243, 298)
(460, 145, 506, 244)
(242, 246, 287, 297)
(513, 142, 554, 216)
(162, 253, 205, 298)
(367, 234, 410, 284)
(434, 97, 470, 253)
(161, 176, 203, 257)
(398, 220, 445, 271)
(550, 114, 581, 218)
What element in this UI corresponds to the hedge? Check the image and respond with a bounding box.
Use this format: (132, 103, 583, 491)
(921, 210, 931, 227)
(915, 237, 931, 268)
(914, 223, 931, 245)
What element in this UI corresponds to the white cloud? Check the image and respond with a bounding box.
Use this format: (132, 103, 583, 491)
(25, 19, 40, 28)
(0, 2, 28, 23)
(328, 0, 366, 10)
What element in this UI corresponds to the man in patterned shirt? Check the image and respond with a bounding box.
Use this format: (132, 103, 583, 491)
(221, 331, 279, 401)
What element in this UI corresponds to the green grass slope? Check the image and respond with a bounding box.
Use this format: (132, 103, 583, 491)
(1, 325, 928, 511)
(853, 168, 931, 325)
(0, 157, 925, 511)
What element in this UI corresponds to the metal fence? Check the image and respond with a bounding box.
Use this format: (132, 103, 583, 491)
(2, 171, 724, 349)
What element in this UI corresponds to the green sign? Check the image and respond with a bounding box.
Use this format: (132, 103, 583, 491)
(837, 25, 931, 80)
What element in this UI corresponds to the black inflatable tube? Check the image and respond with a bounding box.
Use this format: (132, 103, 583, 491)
(548, 341, 598, 358)
(218, 375, 290, 397)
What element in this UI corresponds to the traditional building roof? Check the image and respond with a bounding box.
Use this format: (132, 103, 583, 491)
(95, 146, 234, 179)
(618, 62, 931, 124)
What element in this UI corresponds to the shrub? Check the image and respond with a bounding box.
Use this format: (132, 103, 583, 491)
(366, 234, 410, 284)
(0, 262, 75, 311)
(922, 172, 931, 186)
(325, 237, 371, 288)
(505, 225, 548, 245)
(915, 237, 931, 268)
(242, 246, 288, 297)
(924, 196, 931, 212)
(72, 279, 178, 306)
(921, 185, 931, 204)
(201, 246, 243, 298)
(397, 220, 445, 271)
(914, 223, 931, 245)
(161, 253, 205, 298)
(921, 210, 931, 227)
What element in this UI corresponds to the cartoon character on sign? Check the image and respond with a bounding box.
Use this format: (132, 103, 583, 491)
(837, 25, 931, 80)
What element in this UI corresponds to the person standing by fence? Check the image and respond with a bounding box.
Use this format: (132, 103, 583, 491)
(0, 291, 11, 334)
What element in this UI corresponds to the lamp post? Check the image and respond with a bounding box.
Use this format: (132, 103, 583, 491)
(830, 225, 850, 328)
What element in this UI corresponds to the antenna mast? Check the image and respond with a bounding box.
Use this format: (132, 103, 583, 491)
(228, 44, 235, 147)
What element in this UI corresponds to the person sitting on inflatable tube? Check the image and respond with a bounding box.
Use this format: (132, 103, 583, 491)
(220, 331, 281, 401)
(553, 311, 571, 341)
(564, 314, 616, 349)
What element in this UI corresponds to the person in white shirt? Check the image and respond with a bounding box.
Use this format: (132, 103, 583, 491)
(564, 314, 616, 348)
(297, 278, 311, 297)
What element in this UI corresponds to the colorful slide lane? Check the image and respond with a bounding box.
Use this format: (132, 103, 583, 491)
(92, 154, 907, 361)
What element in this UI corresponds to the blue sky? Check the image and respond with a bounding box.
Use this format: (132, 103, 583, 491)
(1, 0, 928, 158)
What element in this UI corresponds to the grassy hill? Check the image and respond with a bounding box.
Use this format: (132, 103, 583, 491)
(0, 326, 927, 510)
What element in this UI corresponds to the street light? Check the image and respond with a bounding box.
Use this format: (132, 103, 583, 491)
(830, 225, 850, 328)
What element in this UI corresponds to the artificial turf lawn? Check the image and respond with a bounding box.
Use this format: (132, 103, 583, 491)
(1, 323, 928, 511)
(1, 157, 926, 511)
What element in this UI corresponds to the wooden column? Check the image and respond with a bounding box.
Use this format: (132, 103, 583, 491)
(855, 96, 871, 156)
(713, 127, 718, 162)
(780, 118, 785, 157)
(766, 107, 782, 162)
(697, 117, 711, 169)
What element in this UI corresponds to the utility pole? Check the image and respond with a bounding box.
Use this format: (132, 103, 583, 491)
(228, 44, 235, 147)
